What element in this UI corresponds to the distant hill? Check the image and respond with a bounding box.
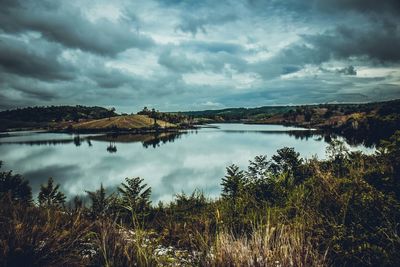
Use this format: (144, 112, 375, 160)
(181, 106, 293, 121)
(180, 99, 400, 122)
(0, 105, 116, 122)
(71, 115, 175, 131)
(0, 105, 117, 131)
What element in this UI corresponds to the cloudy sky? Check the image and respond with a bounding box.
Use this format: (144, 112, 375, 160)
(1, 0, 400, 112)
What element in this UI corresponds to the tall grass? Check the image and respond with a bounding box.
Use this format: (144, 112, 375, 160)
(0, 196, 91, 267)
(207, 222, 327, 267)
(89, 220, 159, 267)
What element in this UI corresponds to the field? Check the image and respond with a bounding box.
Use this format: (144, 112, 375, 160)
(71, 115, 176, 130)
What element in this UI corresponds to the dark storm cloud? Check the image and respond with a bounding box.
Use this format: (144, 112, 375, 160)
(337, 66, 357, 76)
(0, 36, 73, 81)
(0, 80, 59, 110)
(158, 49, 203, 73)
(10, 83, 57, 101)
(0, 0, 399, 111)
(252, 21, 400, 80)
(158, 41, 249, 75)
(303, 24, 400, 63)
(177, 13, 238, 35)
(247, 0, 400, 15)
(314, 0, 400, 15)
(181, 40, 246, 54)
(88, 68, 139, 89)
(156, 0, 239, 35)
(0, 0, 153, 56)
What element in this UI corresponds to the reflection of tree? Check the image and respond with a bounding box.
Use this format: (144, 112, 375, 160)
(86, 139, 92, 147)
(286, 130, 315, 141)
(85, 131, 186, 149)
(142, 132, 183, 149)
(107, 142, 117, 153)
(73, 135, 81, 146)
(336, 131, 379, 148)
(1, 139, 77, 146)
(288, 130, 378, 148)
(268, 130, 377, 148)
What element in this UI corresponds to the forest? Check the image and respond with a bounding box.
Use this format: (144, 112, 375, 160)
(0, 106, 117, 131)
(1, 129, 400, 266)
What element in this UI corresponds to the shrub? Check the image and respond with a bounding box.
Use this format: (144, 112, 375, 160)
(0, 162, 32, 204)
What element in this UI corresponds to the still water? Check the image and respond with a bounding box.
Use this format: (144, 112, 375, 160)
(0, 124, 373, 202)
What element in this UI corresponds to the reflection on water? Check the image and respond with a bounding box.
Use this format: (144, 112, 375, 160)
(107, 142, 117, 153)
(0, 124, 374, 202)
(0, 131, 186, 152)
(91, 132, 186, 150)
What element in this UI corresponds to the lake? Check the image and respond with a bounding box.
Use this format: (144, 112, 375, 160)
(0, 124, 374, 203)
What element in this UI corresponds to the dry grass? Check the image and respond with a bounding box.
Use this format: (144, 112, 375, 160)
(0, 199, 91, 267)
(73, 115, 176, 130)
(89, 220, 159, 267)
(207, 223, 327, 267)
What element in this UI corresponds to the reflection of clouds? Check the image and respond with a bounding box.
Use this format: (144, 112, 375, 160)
(154, 167, 223, 202)
(24, 164, 80, 196)
(0, 124, 374, 203)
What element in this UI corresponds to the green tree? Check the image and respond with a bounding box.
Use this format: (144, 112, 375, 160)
(38, 177, 66, 208)
(221, 165, 252, 233)
(118, 177, 152, 219)
(174, 190, 207, 213)
(0, 162, 32, 204)
(378, 130, 400, 197)
(86, 184, 113, 218)
(221, 165, 245, 200)
(304, 110, 312, 122)
(326, 139, 349, 161)
(324, 109, 333, 118)
(270, 147, 303, 180)
(326, 140, 350, 177)
(71, 195, 83, 211)
(246, 155, 270, 181)
(151, 108, 158, 127)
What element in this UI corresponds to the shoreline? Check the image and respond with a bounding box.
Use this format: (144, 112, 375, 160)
(0, 125, 198, 135)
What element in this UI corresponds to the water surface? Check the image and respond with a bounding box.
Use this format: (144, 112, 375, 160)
(0, 124, 373, 202)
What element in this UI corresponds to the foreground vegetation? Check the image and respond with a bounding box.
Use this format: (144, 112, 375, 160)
(1, 131, 400, 266)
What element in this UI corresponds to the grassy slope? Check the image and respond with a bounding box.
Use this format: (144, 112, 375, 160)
(72, 115, 176, 130)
